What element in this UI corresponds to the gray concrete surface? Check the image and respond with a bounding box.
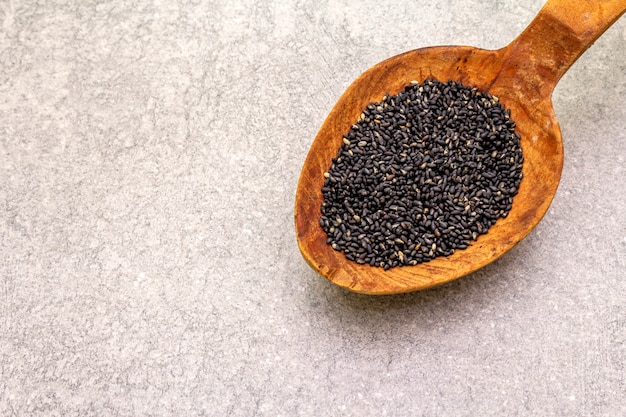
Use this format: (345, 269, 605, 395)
(1, 1, 625, 415)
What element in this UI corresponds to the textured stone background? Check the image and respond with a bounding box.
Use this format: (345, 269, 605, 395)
(1, 1, 625, 415)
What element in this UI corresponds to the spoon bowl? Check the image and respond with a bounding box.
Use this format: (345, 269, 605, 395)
(295, 0, 626, 294)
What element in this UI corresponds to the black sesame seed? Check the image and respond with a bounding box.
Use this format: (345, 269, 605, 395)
(320, 78, 523, 269)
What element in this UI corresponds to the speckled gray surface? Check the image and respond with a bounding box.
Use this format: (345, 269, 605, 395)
(1, 1, 625, 415)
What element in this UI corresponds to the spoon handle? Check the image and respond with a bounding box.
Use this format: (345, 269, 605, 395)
(502, 0, 626, 98)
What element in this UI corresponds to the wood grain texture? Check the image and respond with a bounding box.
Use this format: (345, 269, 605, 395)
(295, 0, 626, 294)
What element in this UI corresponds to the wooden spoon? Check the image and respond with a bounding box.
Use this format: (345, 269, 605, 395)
(295, 0, 626, 295)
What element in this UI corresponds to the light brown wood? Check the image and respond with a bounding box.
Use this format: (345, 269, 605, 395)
(295, 0, 626, 295)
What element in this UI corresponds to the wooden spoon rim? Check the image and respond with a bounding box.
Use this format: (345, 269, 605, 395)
(295, 45, 564, 295)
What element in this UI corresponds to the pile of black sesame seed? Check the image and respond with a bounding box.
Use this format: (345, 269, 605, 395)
(320, 78, 523, 269)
